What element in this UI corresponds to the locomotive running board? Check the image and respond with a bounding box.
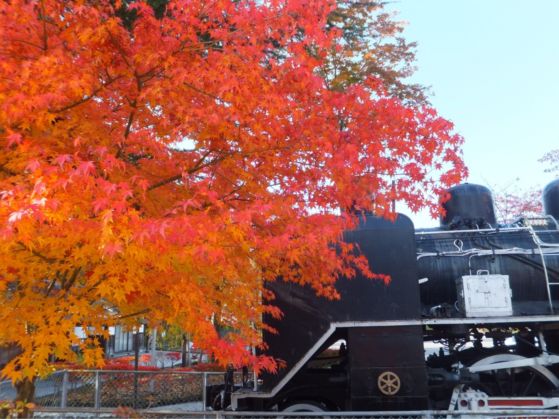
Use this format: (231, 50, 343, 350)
(422, 314, 559, 325)
(343, 314, 559, 327)
(231, 316, 559, 409)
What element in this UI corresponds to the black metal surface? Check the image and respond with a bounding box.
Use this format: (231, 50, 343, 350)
(416, 229, 559, 316)
(544, 179, 559, 221)
(261, 330, 350, 411)
(440, 183, 496, 229)
(348, 326, 428, 411)
(258, 215, 422, 405)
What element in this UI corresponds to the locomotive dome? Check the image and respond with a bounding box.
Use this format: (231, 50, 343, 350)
(544, 178, 559, 221)
(440, 183, 497, 229)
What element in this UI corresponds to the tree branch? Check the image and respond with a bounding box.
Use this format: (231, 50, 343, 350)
(107, 30, 133, 70)
(11, 38, 44, 50)
(183, 82, 229, 104)
(0, 164, 17, 176)
(39, 0, 48, 52)
(17, 241, 56, 264)
(147, 173, 182, 191)
(124, 105, 136, 140)
(79, 274, 107, 297)
(50, 75, 122, 113)
(63, 267, 82, 291)
(44, 275, 58, 297)
(118, 308, 150, 320)
(147, 150, 215, 191)
(146, 145, 289, 192)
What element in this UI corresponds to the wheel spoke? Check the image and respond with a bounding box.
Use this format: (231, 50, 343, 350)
(470, 354, 558, 398)
(521, 371, 537, 396)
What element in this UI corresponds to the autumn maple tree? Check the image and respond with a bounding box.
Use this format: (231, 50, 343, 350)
(322, 0, 427, 103)
(492, 150, 559, 224)
(0, 0, 465, 403)
(493, 187, 543, 225)
(541, 149, 559, 176)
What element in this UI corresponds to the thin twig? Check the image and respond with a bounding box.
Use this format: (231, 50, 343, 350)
(0, 164, 17, 176)
(147, 149, 214, 191)
(118, 308, 150, 320)
(50, 76, 122, 113)
(17, 241, 56, 264)
(39, 0, 48, 52)
(183, 82, 228, 103)
(63, 267, 82, 291)
(124, 107, 136, 140)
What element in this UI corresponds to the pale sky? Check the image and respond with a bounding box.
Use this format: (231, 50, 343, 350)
(387, 0, 559, 227)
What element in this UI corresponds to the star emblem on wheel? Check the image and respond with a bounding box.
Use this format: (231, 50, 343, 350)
(377, 371, 401, 396)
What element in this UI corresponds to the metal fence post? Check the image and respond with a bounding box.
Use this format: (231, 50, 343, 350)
(133, 370, 139, 409)
(202, 372, 208, 411)
(60, 371, 69, 408)
(94, 370, 101, 409)
(133, 333, 139, 409)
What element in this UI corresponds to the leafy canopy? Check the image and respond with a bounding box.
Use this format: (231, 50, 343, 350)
(0, 0, 465, 381)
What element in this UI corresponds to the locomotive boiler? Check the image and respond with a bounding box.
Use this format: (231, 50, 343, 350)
(210, 180, 559, 414)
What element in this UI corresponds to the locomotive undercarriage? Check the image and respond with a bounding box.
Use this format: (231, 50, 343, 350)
(224, 321, 559, 412)
(425, 324, 559, 410)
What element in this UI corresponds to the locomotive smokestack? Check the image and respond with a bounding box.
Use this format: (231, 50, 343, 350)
(543, 179, 559, 221)
(440, 183, 497, 229)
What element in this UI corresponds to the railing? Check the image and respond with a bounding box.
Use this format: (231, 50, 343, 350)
(4, 369, 234, 411)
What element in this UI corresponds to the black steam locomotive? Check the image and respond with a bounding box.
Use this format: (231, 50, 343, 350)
(211, 179, 559, 414)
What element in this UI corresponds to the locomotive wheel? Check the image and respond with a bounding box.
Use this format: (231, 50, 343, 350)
(468, 354, 559, 397)
(281, 401, 326, 412)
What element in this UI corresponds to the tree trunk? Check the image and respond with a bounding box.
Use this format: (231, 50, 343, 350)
(181, 333, 187, 367)
(14, 377, 35, 418)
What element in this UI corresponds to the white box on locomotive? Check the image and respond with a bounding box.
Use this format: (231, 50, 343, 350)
(456, 273, 513, 317)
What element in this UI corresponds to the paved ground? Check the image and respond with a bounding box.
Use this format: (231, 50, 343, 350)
(148, 401, 204, 411)
(0, 375, 64, 400)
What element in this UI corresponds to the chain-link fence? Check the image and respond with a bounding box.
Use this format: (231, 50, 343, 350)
(29, 370, 232, 410)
